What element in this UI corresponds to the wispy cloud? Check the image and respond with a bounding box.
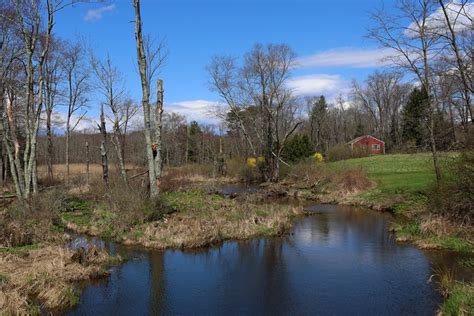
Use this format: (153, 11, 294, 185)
(296, 47, 393, 69)
(84, 4, 116, 22)
(286, 74, 349, 97)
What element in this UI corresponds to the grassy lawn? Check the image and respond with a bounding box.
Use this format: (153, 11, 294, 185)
(328, 153, 459, 209)
(330, 153, 436, 194)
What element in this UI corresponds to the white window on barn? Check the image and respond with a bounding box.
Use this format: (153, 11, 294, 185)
(372, 144, 380, 150)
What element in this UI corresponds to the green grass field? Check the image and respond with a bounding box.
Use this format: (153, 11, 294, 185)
(329, 153, 457, 207)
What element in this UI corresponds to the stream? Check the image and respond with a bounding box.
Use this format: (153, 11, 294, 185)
(63, 191, 472, 315)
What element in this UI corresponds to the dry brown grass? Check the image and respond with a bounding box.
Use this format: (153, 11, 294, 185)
(330, 169, 374, 193)
(124, 201, 302, 249)
(0, 245, 111, 314)
(61, 188, 303, 249)
(37, 163, 141, 181)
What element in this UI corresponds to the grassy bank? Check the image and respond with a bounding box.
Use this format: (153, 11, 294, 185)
(0, 243, 115, 314)
(63, 189, 303, 249)
(0, 189, 120, 315)
(320, 153, 473, 253)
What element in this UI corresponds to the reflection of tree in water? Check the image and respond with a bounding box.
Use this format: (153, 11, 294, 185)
(314, 213, 330, 240)
(260, 238, 293, 311)
(148, 251, 165, 315)
(334, 206, 407, 263)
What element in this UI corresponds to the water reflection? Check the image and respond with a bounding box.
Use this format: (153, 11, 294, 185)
(66, 204, 472, 315)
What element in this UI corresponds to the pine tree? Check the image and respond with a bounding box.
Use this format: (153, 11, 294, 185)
(401, 88, 428, 147)
(188, 121, 202, 163)
(310, 96, 328, 152)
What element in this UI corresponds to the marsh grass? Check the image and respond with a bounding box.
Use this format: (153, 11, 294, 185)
(0, 245, 113, 314)
(62, 189, 303, 249)
(434, 267, 474, 315)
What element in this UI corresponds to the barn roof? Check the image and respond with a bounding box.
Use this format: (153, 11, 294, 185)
(347, 135, 385, 145)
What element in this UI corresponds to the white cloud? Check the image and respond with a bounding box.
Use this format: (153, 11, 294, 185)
(41, 111, 97, 134)
(286, 74, 349, 97)
(84, 4, 116, 22)
(296, 47, 394, 69)
(405, 0, 473, 38)
(166, 100, 224, 125)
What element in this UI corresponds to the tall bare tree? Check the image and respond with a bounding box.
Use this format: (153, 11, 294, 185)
(43, 37, 63, 182)
(62, 40, 89, 183)
(0, 0, 55, 199)
(370, 0, 443, 182)
(133, 0, 166, 199)
(90, 53, 130, 184)
(435, 0, 472, 126)
(208, 44, 301, 182)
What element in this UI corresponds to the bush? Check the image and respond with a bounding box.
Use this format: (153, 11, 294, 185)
(0, 189, 67, 247)
(430, 150, 474, 224)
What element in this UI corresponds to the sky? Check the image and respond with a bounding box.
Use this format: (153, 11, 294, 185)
(53, 0, 400, 128)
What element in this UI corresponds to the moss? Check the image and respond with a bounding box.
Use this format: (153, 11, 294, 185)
(440, 282, 474, 316)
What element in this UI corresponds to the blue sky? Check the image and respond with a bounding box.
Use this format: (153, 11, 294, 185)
(54, 0, 398, 127)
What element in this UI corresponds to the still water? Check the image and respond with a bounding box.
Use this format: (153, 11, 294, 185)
(65, 204, 466, 315)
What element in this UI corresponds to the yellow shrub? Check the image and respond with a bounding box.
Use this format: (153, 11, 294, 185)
(246, 157, 257, 167)
(313, 152, 324, 162)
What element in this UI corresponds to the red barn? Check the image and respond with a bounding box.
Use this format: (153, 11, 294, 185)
(347, 135, 385, 155)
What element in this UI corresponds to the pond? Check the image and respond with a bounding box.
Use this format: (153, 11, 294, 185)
(65, 204, 470, 315)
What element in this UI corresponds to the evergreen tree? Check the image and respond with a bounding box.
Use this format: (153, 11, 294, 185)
(401, 88, 428, 147)
(310, 95, 328, 152)
(188, 121, 202, 163)
(282, 134, 313, 162)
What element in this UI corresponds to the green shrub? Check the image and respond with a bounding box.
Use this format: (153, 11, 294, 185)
(430, 150, 474, 224)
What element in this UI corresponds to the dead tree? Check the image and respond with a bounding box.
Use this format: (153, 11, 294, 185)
(62, 40, 89, 184)
(98, 105, 108, 186)
(133, 0, 166, 199)
(90, 53, 129, 185)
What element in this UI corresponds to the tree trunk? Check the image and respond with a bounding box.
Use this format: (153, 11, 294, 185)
(85, 141, 90, 185)
(154, 79, 164, 191)
(99, 107, 109, 186)
(65, 128, 70, 184)
(133, 0, 158, 199)
(46, 107, 54, 182)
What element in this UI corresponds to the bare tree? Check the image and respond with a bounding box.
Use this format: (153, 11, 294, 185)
(208, 44, 301, 182)
(370, 0, 443, 182)
(0, 0, 55, 199)
(90, 53, 129, 184)
(351, 71, 410, 147)
(435, 0, 472, 126)
(62, 40, 89, 184)
(133, 0, 166, 199)
(43, 37, 63, 182)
